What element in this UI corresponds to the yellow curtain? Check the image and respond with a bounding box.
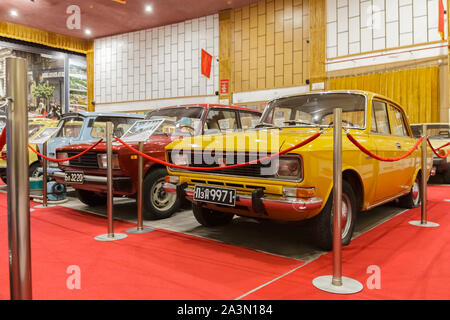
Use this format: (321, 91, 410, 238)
(329, 66, 440, 124)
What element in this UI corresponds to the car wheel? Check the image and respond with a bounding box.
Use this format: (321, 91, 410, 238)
(444, 169, 450, 184)
(76, 189, 107, 207)
(192, 204, 234, 227)
(29, 162, 41, 178)
(398, 174, 421, 209)
(309, 180, 357, 251)
(143, 168, 180, 220)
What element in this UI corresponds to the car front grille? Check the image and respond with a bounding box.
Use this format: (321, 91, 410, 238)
(169, 151, 278, 178)
(67, 151, 99, 168)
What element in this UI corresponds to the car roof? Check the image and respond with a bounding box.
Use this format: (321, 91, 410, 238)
(61, 111, 145, 119)
(150, 104, 262, 113)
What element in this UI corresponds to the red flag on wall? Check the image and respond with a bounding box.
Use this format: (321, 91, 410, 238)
(439, 0, 445, 40)
(0, 126, 6, 153)
(201, 49, 213, 79)
(112, 0, 126, 4)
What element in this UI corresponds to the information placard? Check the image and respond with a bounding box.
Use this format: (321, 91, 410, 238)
(29, 127, 60, 144)
(120, 119, 169, 142)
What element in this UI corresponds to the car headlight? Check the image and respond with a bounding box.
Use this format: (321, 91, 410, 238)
(171, 152, 189, 166)
(276, 157, 302, 180)
(56, 152, 69, 166)
(97, 154, 120, 169)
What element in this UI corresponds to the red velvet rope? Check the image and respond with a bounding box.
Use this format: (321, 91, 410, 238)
(115, 132, 322, 171)
(28, 139, 104, 162)
(427, 139, 450, 159)
(436, 142, 450, 150)
(346, 133, 424, 162)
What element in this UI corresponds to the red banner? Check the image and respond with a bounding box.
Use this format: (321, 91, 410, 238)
(439, 0, 445, 40)
(112, 0, 126, 4)
(201, 49, 212, 79)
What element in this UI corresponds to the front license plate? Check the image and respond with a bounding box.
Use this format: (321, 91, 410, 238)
(193, 185, 236, 207)
(64, 171, 84, 184)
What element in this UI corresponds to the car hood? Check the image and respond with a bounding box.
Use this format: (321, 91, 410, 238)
(166, 127, 325, 153)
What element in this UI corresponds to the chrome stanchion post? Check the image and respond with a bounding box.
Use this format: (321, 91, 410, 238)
(312, 108, 363, 295)
(34, 141, 54, 209)
(126, 141, 153, 234)
(95, 122, 127, 241)
(409, 124, 439, 228)
(6, 57, 32, 300)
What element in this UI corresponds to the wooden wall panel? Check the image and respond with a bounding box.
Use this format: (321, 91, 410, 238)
(230, 0, 309, 93)
(329, 66, 441, 124)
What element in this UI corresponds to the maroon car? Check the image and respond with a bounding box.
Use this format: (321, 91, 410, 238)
(54, 104, 262, 219)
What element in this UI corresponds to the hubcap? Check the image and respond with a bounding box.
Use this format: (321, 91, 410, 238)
(412, 179, 420, 205)
(332, 193, 352, 239)
(150, 177, 176, 210)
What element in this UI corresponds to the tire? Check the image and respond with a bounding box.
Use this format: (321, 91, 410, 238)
(398, 174, 421, 209)
(29, 162, 41, 178)
(444, 169, 450, 184)
(309, 180, 357, 251)
(76, 189, 107, 207)
(192, 204, 234, 227)
(142, 167, 180, 220)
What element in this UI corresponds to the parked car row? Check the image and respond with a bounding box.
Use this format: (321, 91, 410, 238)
(0, 90, 446, 250)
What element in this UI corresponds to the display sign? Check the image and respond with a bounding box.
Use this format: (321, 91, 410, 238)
(29, 127, 60, 144)
(120, 119, 167, 142)
(220, 79, 229, 95)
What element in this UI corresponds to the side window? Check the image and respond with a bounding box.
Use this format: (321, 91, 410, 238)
(371, 101, 390, 135)
(388, 105, 409, 137)
(239, 111, 261, 129)
(204, 109, 238, 134)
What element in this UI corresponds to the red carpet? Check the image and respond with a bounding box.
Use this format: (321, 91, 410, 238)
(1, 186, 449, 300)
(243, 185, 450, 300)
(0, 193, 302, 300)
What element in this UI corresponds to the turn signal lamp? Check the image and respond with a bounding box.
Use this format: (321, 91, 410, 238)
(165, 175, 179, 184)
(439, 149, 447, 158)
(57, 152, 69, 166)
(130, 155, 138, 160)
(283, 187, 315, 198)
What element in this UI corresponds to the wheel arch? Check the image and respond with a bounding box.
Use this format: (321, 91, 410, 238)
(342, 168, 364, 213)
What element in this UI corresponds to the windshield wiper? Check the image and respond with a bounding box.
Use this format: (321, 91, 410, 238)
(255, 122, 280, 129)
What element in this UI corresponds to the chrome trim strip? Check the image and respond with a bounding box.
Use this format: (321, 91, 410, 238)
(366, 190, 410, 210)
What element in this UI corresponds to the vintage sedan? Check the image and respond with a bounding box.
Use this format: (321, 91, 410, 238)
(411, 123, 450, 184)
(164, 91, 432, 250)
(54, 104, 261, 219)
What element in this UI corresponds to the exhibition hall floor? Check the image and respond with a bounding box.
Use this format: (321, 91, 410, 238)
(0, 185, 449, 300)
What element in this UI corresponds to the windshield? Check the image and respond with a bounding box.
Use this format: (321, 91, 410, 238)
(145, 106, 204, 134)
(57, 117, 84, 138)
(411, 125, 450, 139)
(90, 116, 141, 138)
(260, 93, 366, 129)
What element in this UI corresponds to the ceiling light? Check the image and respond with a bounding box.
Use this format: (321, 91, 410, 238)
(10, 10, 18, 17)
(145, 4, 153, 13)
(85, 29, 92, 36)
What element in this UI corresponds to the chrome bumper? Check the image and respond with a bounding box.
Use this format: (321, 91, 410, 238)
(163, 182, 323, 215)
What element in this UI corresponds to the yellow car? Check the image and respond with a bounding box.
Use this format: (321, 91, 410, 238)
(164, 91, 432, 250)
(0, 117, 59, 183)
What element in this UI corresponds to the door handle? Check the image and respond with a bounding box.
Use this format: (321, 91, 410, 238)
(395, 143, 401, 149)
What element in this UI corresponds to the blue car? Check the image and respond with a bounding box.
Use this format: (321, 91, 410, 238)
(40, 111, 144, 175)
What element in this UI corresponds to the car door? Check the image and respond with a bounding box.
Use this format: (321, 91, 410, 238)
(386, 104, 418, 194)
(370, 99, 400, 203)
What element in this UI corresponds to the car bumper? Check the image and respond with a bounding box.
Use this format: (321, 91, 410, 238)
(163, 182, 324, 221)
(54, 171, 134, 195)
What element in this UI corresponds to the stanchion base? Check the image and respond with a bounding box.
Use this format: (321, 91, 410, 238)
(94, 233, 128, 241)
(408, 221, 440, 228)
(33, 204, 56, 209)
(313, 276, 363, 295)
(125, 227, 154, 234)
